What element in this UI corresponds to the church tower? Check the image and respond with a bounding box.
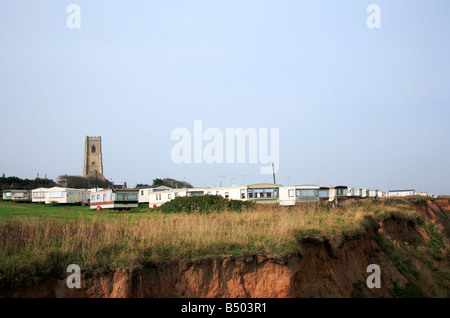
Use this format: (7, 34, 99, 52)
(83, 136, 104, 179)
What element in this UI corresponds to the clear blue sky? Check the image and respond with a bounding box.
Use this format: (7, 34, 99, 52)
(0, 1, 449, 194)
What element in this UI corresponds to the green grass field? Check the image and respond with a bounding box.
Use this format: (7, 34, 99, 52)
(0, 200, 152, 223)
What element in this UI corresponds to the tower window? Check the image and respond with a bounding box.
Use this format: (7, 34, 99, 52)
(92, 162, 95, 166)
(91, 145, 96, 153)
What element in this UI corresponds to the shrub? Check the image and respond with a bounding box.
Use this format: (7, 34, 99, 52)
(157, 195, 255, 214)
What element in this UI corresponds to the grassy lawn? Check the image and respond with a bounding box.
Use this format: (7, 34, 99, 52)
(0, 200, 152, 223)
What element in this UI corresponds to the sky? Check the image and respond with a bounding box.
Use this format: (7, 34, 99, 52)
(0, 1, 449, 195)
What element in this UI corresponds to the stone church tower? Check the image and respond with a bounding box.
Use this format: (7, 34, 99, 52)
(83, 136, 104, 179)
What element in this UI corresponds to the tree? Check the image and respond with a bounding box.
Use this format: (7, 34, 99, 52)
(162, 178, 193, 189)
(57, 175, 112, 189)
(152, 178, 164, 186)
(152, 178, 193, 189)
(0, 175, 57, 190)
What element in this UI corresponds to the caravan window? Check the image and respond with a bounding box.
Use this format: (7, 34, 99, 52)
(254, 189, 264, 198)
(319, 190, 328, 197)
(187, 191, 204, 196)
(301, 189, 318, 197)
(49, 192, 64, 198)
(288, 189, 294, 197)
(117, 192, 138, 201)
(33, 192, 44, 199)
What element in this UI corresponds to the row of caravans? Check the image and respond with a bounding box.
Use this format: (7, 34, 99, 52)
(139, 184, 386, 208)
(1, 184, 389, 210)
(2, 187, 139, 210)
(2, 187, 90, 205)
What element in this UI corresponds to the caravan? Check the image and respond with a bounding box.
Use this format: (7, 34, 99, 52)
(11, 190, 32, 203)
(32, 188, 48, 203)
(45, 187, 88, 205)
(90, 189, 139, 210)
(279, 185, 319, 206)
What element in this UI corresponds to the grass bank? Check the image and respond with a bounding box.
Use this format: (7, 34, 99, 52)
(0, 198, 444, 292)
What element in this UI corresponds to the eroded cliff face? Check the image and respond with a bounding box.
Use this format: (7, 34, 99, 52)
(3, 199, 450, 298)
(414, 199, 450, 237)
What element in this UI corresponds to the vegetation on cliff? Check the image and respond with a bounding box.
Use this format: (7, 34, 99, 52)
(0, 197, 449, 297)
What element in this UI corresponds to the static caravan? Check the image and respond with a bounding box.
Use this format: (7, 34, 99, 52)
(295, 185, 320, 203)
(279, 186, 296, 206)
(329, 186, 348, 202)
(207, 186, 248, 201)
(32, 188, 48, 203)
(246, 184, 280, 204)
(11, 190, 32, 203)
(414, 192, 431, 197)
(149, 188, 188, 207)
(138, 185, 172, 204)
(90, 189, 139, 210)
(367, 189, 378, 198)
(2, 190, 12, 201)
(347, 188, 362, 198)
(45, 187, 88, 205)
(377, 190, 385, 198)
(388, 190, 415, 198)
(280, 185, 320, 206)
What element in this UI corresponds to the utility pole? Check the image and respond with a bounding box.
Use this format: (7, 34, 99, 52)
(272, 162, 276, 184)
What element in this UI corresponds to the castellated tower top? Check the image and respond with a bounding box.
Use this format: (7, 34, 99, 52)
(83, 136, 104, 179)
